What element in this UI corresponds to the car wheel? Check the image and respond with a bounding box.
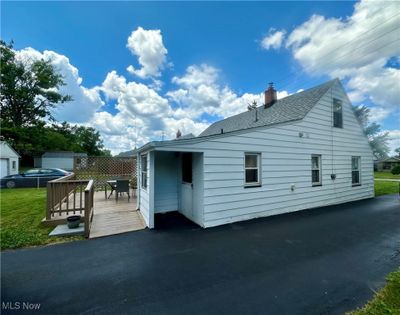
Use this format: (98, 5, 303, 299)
(6, 180, 16, 188)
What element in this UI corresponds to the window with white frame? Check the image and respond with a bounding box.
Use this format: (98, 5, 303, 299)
(244, 153, 261, 187)
(141, 154, 148, 189)
(352, 156, 361, 185)
(311, 155, 322, 186)
(333, 98, 343, 128)
(12, 161, 16, 170)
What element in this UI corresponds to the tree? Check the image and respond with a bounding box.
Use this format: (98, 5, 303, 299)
(0, 41, 110, 164)
(247, 100, 258, 111)
(51, 122, 110, 156)
(74, 126, 106, 156)
(395, 147, 400, 158)
(352, 105, 390, 159)
(0, 41, 71, 128)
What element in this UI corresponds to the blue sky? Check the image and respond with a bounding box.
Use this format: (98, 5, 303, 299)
(2, 1, 399, 154)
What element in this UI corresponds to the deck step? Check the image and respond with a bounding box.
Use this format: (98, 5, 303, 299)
(49, 224, 85, 237)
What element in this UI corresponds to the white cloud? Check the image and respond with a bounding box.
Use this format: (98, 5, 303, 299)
(172, 64, 219, 87)
(384, 129, 400, 156)
(15, 48, 103, 123)
(94, 69, 214, 154)
(368, 106, 390, 123)
(345, 59, 400, 108)
(11, 25, 296, 155)
(126, 27, 168, 79)
(261, 29, 286, 50)
(168, 64, 289, 120)
(282, 0, 399, 114)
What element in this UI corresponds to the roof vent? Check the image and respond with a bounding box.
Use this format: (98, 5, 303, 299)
(264, 82, 277, 108)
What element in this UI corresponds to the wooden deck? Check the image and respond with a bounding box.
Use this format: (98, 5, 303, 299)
(44, 190, 146, 238)
(89, 191, 146, 238)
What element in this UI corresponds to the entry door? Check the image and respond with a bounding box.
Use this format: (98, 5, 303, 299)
(181, 153, 193, 218)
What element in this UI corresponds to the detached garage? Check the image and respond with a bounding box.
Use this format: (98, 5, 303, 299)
(0, 141, 20, 178)
(40, 151, 87, 171)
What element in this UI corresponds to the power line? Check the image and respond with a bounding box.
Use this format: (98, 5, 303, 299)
(266, 31, 399, 97)
(266, 11, 400, 91)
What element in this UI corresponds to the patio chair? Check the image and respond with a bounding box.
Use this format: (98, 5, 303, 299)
(115, 179, 130, 201)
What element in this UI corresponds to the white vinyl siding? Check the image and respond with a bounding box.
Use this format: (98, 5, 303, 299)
(311, 155, 322, 186)
(154, 151, 179, 213)
(142, 80, 374, 228)
(42, 157, 74, 171)
(0, 142, 19, 176)
(352, 156, 361, 186)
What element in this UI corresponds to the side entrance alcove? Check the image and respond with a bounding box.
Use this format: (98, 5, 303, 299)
(153, 151, 204, 227)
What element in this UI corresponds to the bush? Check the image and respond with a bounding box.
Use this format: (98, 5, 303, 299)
(391, 165, 400, 175)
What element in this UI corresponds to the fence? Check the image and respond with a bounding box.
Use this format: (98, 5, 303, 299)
(73, 156, 137, 189)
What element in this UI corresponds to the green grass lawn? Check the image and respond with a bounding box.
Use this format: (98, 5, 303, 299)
(0, 188, 83, 250)
(347, 268, 400, 315)
(374, 181, 399, 196)
(374, 172, 400, 179)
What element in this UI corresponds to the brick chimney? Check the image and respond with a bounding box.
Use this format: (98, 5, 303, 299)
(264, 82, 277, 108)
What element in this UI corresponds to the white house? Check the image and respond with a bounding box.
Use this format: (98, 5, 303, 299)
(39, 151, 88, 171)
(0, 141, 20, 178)
(136, 79, 374, 228)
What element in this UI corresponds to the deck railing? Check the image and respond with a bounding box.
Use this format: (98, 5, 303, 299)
(46, 174, 95, 237)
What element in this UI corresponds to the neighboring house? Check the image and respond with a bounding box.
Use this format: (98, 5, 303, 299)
(0, 141, 20, 178)
(38, 151, 88, 171)
(374, 157, 400, 172)
(136, 79, 374, 229)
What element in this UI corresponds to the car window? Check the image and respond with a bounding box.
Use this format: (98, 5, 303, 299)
(40, 169, 55, 174)
(25, 169, 39, 174)
(24, 169, 40, 176)
(39, 169, 59, 176)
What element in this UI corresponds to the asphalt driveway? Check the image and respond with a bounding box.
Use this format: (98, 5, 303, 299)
(2, 194, 400, 315)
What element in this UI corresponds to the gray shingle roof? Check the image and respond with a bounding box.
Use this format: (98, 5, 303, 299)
(199, 79, 337, 137)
